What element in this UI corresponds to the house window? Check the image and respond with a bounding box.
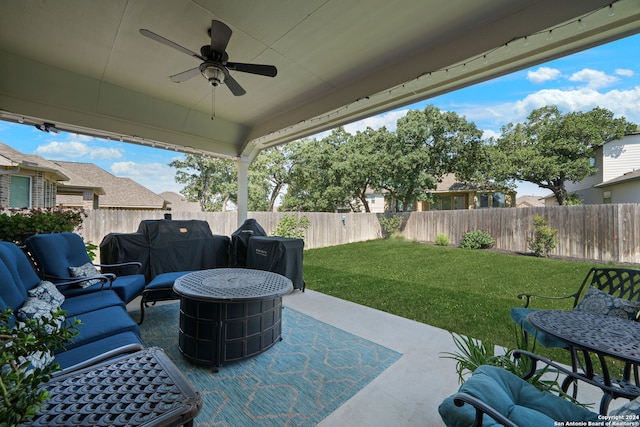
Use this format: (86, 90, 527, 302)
(454, 195, 466, 210)
(492, 193, 506, 208)
(603, 191, 611, 204)
(441, 196, 452, 210)
(10, 175, 31, 208)
(478, 192, 507, 208)
(478, 193, 490, 208)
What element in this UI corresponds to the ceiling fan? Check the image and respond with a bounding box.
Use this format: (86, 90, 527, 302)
(140, 20, 277, 96)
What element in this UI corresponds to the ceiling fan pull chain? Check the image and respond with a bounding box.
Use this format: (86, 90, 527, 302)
(211, 87, 216, 120)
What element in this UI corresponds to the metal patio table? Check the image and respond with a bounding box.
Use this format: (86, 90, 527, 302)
(528, 309, 640, 413)
(22, 347, 202, 427)
(173, 268, 293, 369)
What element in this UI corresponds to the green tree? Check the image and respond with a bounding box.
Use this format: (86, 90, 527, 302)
(248, 145, 292, 212)
(335, 127, 391, 212)
(169, 154, 237, 211)
(281, 132, 353, 212)
(382, 105, 484, 211)
(493, 106, 636, 205)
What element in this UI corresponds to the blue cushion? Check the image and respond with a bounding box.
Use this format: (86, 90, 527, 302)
(439, 366, 600, 427)
(146, 271, 193, 290)
(65, 305, 140, 350)
(143, 271, 192, 301)
(53, 331, 143, 370)
(0, 242, 42, 293)
(575, 286, 640, 320)
(61, 290, 124, 317)
(25, 232, 93, 279)
(510, 307, 568, 349)
(0, 261, 27, 311)
(110, 274, 146, 303)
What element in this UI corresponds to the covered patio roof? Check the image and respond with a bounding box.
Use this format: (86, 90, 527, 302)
(1, 1, 639, 220)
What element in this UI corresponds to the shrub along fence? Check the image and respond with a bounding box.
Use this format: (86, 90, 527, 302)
(79, 203, 640, 264)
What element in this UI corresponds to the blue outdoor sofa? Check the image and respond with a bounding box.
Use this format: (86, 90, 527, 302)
(25, 232, 146, 304)
(0, 241, 143, 371)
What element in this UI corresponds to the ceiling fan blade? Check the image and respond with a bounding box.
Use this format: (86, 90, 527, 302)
(224, 74, 246, 96)
(140, 29, 204, 60)
(170, 67, 201, 83)
(210, 20, 232, 55)
(227, 62, 277, 77)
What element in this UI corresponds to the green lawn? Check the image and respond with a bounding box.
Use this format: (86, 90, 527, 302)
(303, 239, 602, 357)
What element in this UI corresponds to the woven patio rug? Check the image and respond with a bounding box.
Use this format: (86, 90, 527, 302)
(137, 302, 401, 427)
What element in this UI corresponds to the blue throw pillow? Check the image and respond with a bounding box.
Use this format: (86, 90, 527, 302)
(575, 286, 640, 320)
(611, 395, 640, 417)
(28, 280, 65, 306)
(16, 296, 63, 334)
(69, 262, 103, 288)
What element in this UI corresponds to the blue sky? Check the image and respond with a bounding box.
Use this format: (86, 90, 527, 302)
(1, 33, 638, 197)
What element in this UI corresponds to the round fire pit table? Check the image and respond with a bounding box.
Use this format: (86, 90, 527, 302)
(173, 268, 293, 369)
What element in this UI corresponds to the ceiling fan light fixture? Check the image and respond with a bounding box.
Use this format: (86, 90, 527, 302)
(200, 64, 225, 86)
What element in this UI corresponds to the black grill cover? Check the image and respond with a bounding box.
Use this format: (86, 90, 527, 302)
(99, 232, 149, 276)
(100, 219, 229, 281)
(246, 236, 304, 290)
(138, 220, 229, 279)
(230, 219, 267, 267)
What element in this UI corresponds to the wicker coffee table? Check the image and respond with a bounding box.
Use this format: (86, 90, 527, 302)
(23, 347, 201, 427)
(173, 268, 293, 368)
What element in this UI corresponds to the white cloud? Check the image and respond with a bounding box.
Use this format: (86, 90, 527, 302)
(35, 141, 91, 158)
(568, 68, 618, 89)
(344, 109, 409, 133)
(34, 137, 123, 160)
(616, 68, 634, 77)
(482, 129, 501, 140)
(527, 67, 562, 84)
(511, 86, 640, 123)
(88, 147, 123, 159)
(311, 109, 409, 140)
(111, 161, 181, 194)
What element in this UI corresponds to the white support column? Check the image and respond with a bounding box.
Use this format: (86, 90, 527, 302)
(237, 155, 249, 226)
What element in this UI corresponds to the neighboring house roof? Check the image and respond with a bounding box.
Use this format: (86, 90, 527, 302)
(0, 141, 69, 181)
(516, 195, 545, 208)
(54, 161, 167, 209)
(159, 191, 201, 212)
(54, 163, 105, 196)
(596, 169, 640, 188)
(432, 174, 512, 193)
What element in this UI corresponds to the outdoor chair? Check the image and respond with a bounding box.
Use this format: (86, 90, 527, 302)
(510, 267, 640, 348)
(439, 350, 639, 427)
(25, 232, 146, 304)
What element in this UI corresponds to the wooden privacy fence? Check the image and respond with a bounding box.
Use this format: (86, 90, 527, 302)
(402, 203, 640, 264)
(81, 210, 382, 250)
(80, 204, 640, 264)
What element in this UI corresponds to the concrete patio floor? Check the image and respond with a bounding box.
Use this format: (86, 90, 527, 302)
(129, 289, 624, 426)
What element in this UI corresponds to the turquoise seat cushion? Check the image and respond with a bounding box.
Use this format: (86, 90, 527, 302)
(510, 307, 568, 349)
(439, 365, 600, 427)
